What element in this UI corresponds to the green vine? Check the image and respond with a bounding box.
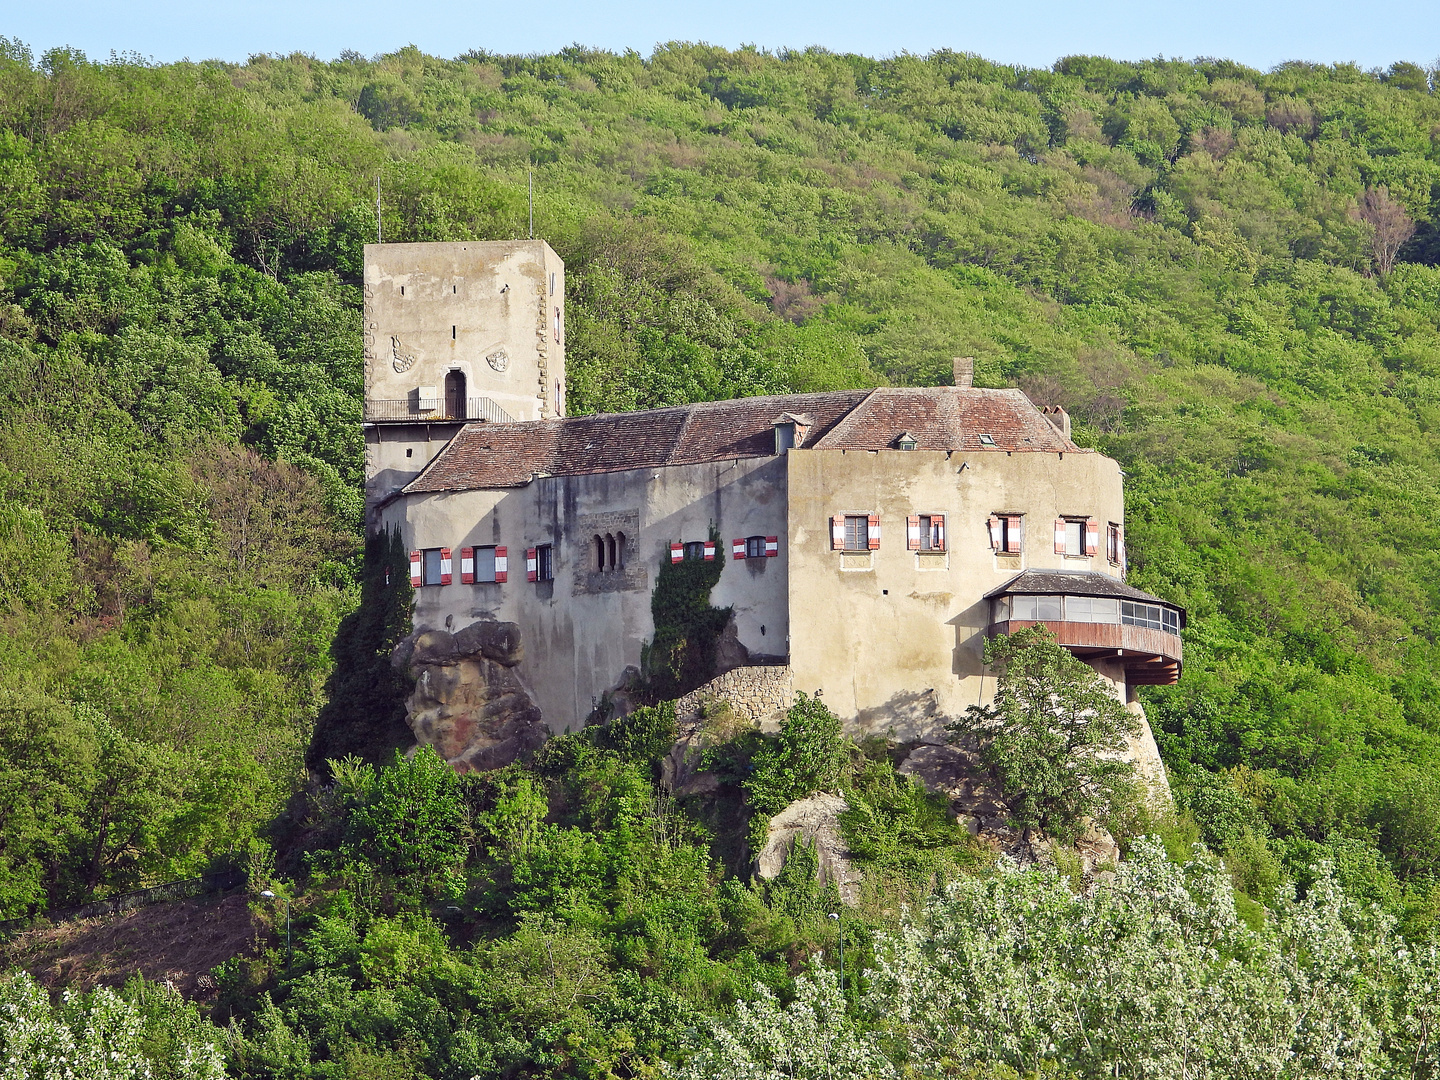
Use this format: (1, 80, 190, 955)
(638, 525, 731, 703)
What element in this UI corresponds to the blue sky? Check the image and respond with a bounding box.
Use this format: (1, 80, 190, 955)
(6, 0, 1438, 71)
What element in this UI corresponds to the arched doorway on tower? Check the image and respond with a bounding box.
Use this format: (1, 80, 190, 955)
(445, 370, 467, 420)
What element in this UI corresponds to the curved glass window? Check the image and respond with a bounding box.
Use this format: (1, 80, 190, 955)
(995, 594, 1178, 635)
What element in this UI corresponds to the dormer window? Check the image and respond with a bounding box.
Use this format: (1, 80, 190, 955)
(773, 412, 812, 454)
(895, 431, 918, 451)
(978, 434, 997, 447)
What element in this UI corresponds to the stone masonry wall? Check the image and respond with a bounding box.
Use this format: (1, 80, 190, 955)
(675, 664, 794, 726)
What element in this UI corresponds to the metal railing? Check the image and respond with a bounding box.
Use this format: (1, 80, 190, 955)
(365, 396, 518, 424)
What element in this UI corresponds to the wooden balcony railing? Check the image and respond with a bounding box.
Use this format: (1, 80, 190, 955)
(989, 618, 1182, 685)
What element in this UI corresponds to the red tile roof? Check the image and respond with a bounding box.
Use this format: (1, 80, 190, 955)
(402, 387, 1084, 493)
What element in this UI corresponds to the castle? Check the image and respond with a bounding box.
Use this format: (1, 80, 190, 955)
(363, 241, 1182, 778)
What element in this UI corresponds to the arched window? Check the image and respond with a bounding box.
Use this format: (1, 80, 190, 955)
(606, 534, 617, 570)
(594, 535, 606, 571)
(614, 532, 626, 569)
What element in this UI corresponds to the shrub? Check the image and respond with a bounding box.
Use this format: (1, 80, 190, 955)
(344, 745, 466, 881)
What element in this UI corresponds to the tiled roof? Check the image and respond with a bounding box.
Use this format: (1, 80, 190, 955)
(402, 386, 1083, 494)
(984, 569, 1185, 622)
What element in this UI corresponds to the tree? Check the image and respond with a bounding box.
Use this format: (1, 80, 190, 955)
(1356, 186, 1416, 277)
(948, 626, 1139, 837)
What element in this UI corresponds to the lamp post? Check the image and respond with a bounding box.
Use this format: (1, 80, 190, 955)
(827, 910, 845, 996)
(260, 890, 291, 968)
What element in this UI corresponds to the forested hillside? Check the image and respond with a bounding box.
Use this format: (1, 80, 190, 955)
(4, 37, 1440, 1077)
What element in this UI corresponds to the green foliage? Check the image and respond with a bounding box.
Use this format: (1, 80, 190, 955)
(344, 746, 466, 884)
(743, 693, 852, 850)
(949, 626, 1141, 838)
(641, 529, 731, 701)
(598, 699, 679, 764)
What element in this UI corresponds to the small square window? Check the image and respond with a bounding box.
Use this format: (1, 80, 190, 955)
(746, 536, 767, 559)
(684, 541, 707, 561)
(978, 434, 996, 446)
(918, 515, 944, 551)
(535, 544, 553, 582)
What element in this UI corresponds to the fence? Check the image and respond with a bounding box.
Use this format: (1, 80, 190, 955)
(0, 868, 245, 940)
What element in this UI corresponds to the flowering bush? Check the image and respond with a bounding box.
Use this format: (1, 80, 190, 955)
(0, 971, 225, 1080)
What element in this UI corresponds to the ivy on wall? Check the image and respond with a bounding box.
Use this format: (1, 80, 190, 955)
(639, 527, 732, 703)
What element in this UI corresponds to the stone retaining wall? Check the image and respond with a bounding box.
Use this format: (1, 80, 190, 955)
(675, 664, 794, 726)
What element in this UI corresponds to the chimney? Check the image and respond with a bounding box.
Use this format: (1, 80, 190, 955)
(1043, 405, 1071, 439)
(953, 356, 974, 388)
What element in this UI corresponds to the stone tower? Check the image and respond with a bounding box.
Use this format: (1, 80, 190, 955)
(362, 240, 565, 512)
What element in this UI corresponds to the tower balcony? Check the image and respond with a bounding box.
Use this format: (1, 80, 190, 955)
(985, 570, 1185, 686)
(364, 396, 518, 424)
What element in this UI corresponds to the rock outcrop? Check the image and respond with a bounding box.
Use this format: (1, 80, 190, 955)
(392, 621, 546, 772)
(897, 741, 1120, 878)
(753, 793, 861, 904)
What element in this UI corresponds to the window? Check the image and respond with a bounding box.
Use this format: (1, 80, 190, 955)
(844, 515, 869, 551)
(988, 514, 1023, 553)
(1107, 522, 1123, 565)
(684, 541, 706, 561)
(423, 548, 444, 586)
(775, 423, 796, 454)
(978, 433, 996, 447)
(594, 533, 626, 572)
(1064, 596, 1119, 623)
(549, 271, 556, 296)
(1121, 603, 1180, 634)
(921, 515, 943, 551)
(896, 432, 917, 451)
(746, 535, 767, 559)
(1065, 519, 1084, 556)
(535, 544, 553, 582)
(473, 546, 498, 583)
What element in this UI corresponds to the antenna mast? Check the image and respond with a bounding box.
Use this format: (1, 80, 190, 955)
(528, 169, 534, 239)
(375, 176, 382, 243)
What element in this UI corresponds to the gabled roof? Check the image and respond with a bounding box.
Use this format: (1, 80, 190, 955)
(984, 569, 1186, 624)
(402, 386, 1085, 494)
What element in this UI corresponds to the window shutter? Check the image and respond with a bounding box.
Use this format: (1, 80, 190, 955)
(867, 514, 881, 550)
(703, 540, 716, 561)
(1005, 516, 1022, 554)
(988, 515, 1002, 551)
(1054, 518, 1067, 555)
(409, 550, 422, 587)
(732, 538, 747, 559)
(1117, 526, 1126, 577)
(907, 515, 921, 551)
(670, 543, 683, 564)
(933, 514, 945, 551)
(440, 548, 452, 585)
(495, 546, 508, 583)
(765, 536, 779, 557)
(460, 547, 475, 584)
(831, 515, 844, 551)
(526, 547, 538, 582)
(1085, 518, 1099, 556)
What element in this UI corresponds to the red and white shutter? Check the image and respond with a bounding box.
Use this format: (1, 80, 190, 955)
(526, 547, 538, 582)
(703, 540, 716, 561)
(933, 514, 945, 551)
(1085, 518, 1099, 556)
(495, 546, 508, 583)
(831, 515, 845, 551)
(439, 548, 452, 585)
(409, 550, 422, 587)
(1005, 516, 1022, 554)
(460, 547, 475, 584)
(867, 514, 881, 550)
(765, 536, 779, 557)
(1054, 519, 1067, 555)
(670, 542, 684, 564)
(732, 538, 747, 559)
(907, 515, 921, 551)
(1117, 526, 1126, 577)
(988, 515, 1002, 551)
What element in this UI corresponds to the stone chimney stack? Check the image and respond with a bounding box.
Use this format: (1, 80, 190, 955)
(953, 356, 974, 388)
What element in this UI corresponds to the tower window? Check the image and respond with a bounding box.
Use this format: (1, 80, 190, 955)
(406, 448, 413, 458)
(452, 325, 456, 339)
